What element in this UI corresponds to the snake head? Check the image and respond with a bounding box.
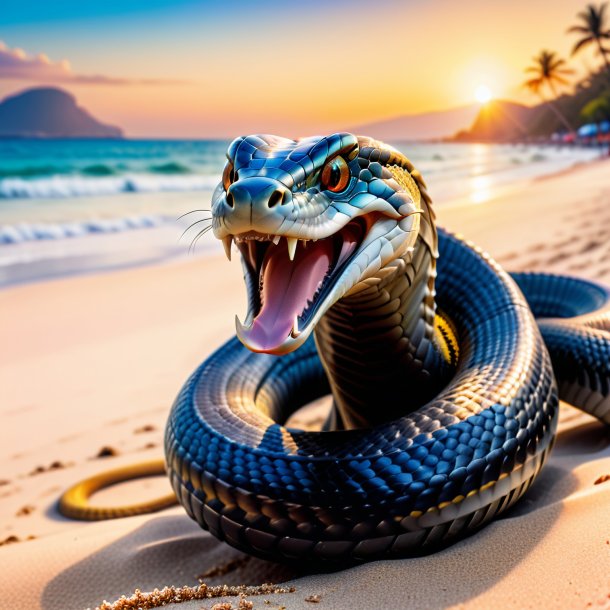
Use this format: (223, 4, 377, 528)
(211, 132, 426, 355)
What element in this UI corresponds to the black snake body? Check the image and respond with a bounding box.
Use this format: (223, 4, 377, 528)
(60, 134, 610, 564)
(163, 135, 610, 562)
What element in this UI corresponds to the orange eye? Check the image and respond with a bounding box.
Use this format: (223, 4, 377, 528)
(222, 161, 237, 191)
(320, 156, 350, 193)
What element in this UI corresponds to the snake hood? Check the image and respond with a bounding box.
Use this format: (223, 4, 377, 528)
(212, 132, 432, 355)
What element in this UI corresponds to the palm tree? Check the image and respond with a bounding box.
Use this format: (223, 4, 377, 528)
(523, 50, 575, 132)
(568, 3, 610, 81)
(581, 91, 610, 122)
(580, 92, 610, 145)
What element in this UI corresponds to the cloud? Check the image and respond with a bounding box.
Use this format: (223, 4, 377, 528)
(0, 40, 183, 85)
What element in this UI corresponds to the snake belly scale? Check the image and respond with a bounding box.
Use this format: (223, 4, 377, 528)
(60, 134, 610, 563)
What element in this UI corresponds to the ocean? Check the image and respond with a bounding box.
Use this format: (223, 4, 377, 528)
(0, 138, 603, 287)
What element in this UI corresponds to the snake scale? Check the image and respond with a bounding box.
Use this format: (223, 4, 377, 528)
(60, 133, 610, 564)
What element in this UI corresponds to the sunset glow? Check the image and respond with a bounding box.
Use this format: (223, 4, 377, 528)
(0, 0, 596, 137)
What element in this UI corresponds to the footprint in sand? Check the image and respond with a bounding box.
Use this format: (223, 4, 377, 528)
(134, 424, 156, 434)
(93, 446, 120, 459)
(0, 534, 36, 547)
(28, 461, 71, 476)
(15, 505, 35, 517)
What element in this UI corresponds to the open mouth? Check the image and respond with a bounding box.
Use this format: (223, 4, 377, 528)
(234, 217, 369, 352)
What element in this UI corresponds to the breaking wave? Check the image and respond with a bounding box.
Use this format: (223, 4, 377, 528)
(0, 174, 219, 199)
(0, 214, 172, 244)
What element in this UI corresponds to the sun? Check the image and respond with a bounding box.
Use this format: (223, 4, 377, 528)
(475, 84, 493, 104)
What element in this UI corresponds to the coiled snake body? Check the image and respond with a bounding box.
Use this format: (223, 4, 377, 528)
(60, 134, 610, 563)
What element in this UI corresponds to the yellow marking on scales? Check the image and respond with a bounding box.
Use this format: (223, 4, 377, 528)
(407, 471, 512, 518)
(434, 314, 459, 366)
(387, 164, 421, 208)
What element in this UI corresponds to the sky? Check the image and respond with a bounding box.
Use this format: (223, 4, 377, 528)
(0, 0, 605, 137)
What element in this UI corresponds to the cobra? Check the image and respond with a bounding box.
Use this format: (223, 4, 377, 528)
(60, 133, 610, 563)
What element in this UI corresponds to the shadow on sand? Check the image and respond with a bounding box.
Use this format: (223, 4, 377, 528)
(42, 418, 608, 610)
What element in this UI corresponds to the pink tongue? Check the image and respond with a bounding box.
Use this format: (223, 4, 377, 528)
(241, 239, 334, 351)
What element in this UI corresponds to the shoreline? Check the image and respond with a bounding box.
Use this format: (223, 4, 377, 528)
(434, 150, 608, 211)
(1, 146, 605, 291)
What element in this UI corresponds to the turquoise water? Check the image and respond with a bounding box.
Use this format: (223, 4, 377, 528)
(0, 138, 602, 286)
(0, 138, 600, 202)
(0, 139, 228, 197)
(0, 139, 229, 179)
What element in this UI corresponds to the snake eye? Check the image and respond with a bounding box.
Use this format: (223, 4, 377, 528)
(320, 156, 350, 193)
(222, 161, 237, 191)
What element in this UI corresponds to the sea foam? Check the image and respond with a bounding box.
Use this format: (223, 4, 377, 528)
(0, 214, 170, 244)
(0, 174, 219, 199)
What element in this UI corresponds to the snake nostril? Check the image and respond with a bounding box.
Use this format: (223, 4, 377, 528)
(268, 189, 285, 208)
(226, 192, 234, 209)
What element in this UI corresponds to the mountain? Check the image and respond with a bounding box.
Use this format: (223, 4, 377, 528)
(352, 105, 480, 141)
(0, 87, 123, 138)
(454, 71, 610, 142)
(453, 100, 535, 142)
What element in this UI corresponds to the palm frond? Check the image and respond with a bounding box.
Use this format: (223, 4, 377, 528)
(522, 77, 544, 92)
(570, 3, 608, 41)
(567, 25, 590, 34)
(522, 48, 573, 102)
(548, 58, 571, 70)
(572, 36, 595, 55)
(550, 74, 572, 86)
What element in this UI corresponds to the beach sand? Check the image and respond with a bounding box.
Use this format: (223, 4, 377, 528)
(1, 159, 609, 609)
